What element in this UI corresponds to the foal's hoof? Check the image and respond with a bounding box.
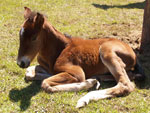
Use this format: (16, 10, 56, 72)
(25, 66, 36, 81)
(76, 101, 86, 108)
(86, 79, 97, 84)
(76, 99, 88, 108)
(86, 78, 100, 89)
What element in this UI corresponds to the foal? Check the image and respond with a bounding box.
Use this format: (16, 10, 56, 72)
(17, 7, 145, 108)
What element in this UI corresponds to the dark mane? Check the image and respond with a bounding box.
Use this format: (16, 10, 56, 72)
(89, 36, 110, 40)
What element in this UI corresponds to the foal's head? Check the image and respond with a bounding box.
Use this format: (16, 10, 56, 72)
(17, 7, 45, 68)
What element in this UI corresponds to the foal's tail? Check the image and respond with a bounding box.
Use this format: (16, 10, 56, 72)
(132, 58, 145, 81)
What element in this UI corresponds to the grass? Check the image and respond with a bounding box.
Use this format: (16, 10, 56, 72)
(0, 0, 150, 112)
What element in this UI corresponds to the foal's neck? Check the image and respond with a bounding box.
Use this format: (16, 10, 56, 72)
(38, 20, 70, 73)
(43, 21, 70, 45)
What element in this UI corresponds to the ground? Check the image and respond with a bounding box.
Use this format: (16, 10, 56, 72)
(0, 0, 150, 112)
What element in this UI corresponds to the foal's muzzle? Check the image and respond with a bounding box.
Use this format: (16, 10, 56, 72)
(17, 56, 30, 68)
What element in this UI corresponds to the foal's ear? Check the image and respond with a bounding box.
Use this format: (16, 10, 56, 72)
(34, 13, 44, 30)
(24, 7, 31, 19)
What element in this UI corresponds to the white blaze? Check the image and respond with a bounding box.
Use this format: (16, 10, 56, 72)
(20, 27, 25, 37)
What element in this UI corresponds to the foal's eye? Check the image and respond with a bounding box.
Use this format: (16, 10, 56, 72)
(28, 18, 33, 23)
(31, 35, 37, 41)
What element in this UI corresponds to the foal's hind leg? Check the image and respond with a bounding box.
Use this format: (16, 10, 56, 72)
(95, 71, 144, 82)
(25, 65, 51, 81)
(76, 50, 135, 108)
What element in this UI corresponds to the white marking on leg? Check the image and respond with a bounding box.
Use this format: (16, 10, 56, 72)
(50, 78, 99, 92)
(96, 80, 100, 89)
(76, 90, 113, 108)
(25, 66, 36, 80)
(26, 66, 52, 81)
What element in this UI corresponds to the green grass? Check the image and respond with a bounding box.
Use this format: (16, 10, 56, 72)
(1, 0, 150, 112)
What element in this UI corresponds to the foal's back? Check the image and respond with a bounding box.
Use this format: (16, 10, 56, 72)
(55, 37, 136, 78)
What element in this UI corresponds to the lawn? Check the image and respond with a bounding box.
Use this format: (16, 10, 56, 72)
(0, 0, 150, 112)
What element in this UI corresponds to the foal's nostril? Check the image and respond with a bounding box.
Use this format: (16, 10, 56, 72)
(17, 60, 26, 68)
(17, 57, 30, 68)
(20, 61, 25, 68)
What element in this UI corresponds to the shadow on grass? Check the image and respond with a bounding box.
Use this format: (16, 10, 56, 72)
(92, 1, 145, 10)
(100, 80, 149, 90)
(137, 52, 150, 89)
(9, 81, 41, 111)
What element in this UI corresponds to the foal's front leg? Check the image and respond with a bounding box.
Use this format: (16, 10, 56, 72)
(42, 75, 99, 92)
(25, 65, 52, 81)
(41, 65, 99, 92)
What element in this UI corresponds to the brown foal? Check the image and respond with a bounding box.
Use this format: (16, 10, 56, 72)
(17, 7, 145, 108)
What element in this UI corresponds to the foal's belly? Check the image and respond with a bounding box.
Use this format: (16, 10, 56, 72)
(83, 63, 109, 79)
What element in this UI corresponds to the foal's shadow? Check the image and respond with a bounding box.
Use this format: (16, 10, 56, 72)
(9, 81, 41, 111)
